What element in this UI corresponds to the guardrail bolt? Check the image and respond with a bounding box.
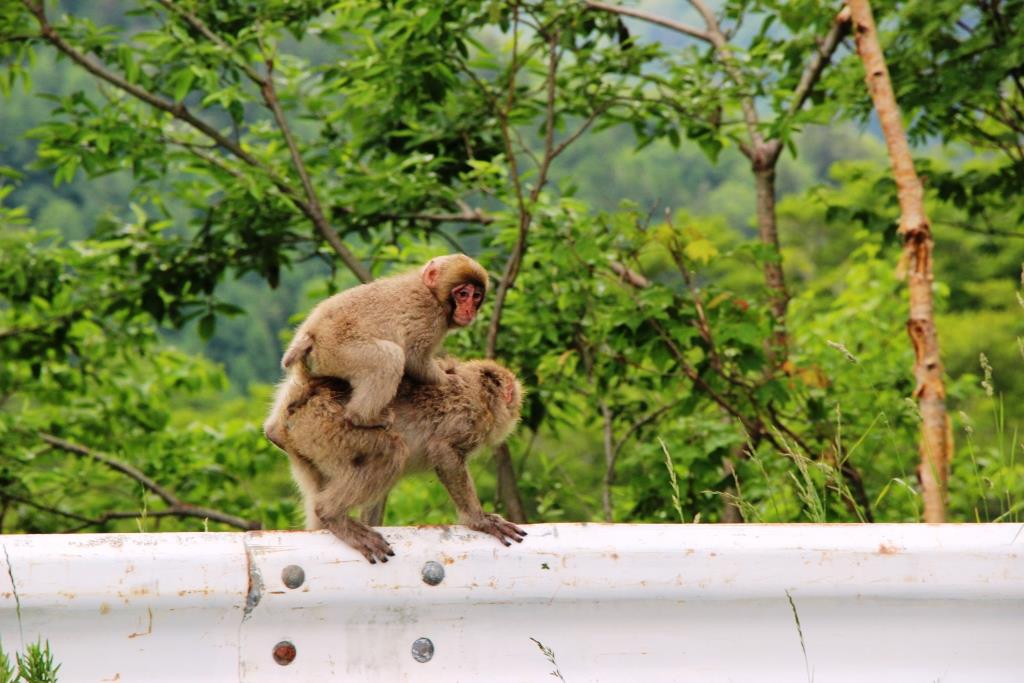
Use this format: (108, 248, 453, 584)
(411, 637, 434, 663)
(273, 641, 297, 666)
(421, 560, 444, 586)
(281, 564, 305, 589)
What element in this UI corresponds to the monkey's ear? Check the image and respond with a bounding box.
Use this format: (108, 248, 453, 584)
(421, 260, 440, 289)
(501, 382, 516, 405)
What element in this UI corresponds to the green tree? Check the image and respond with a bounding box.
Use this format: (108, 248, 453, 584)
(2, 0, 1021, 531)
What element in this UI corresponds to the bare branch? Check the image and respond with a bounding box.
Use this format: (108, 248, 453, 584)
(40, 433, 175, 504)
(533, 33, 561, 201)
(167, 138, 250, 182)
(39, 433, 261, 530)
(58, 509, 209, 534)
(386, 209, 495, 225)
(1, 491, 101, 526)
(0, 490, 249, 534)
(583, 1, 712, 42)
(609, 260, 651, 288)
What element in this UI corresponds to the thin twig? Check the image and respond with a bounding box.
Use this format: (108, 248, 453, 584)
(551, 103, 612, 161)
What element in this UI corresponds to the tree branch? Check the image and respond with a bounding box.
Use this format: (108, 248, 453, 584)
(154, 0, 265, 85)
(158, 1, 366, 268)
(38, 433, 261, 530)
(936, 219, 1024, 239)
(645, 317, 767, 440)
(786, 8, 851, 119)
(27, 0, 370, 284)
(486, 24, 560, 358)
(0, 490, 243, 534)
(551, 103, 612, 161)
(585, 0, 762, 153)
(258, 57, 372, 282)
(609, 260, 651, 288)
(848, 0, 951, 523)
(611, 400, 684, 465)
(687, 0, 763, 150)
(383, 209, 495, 225)
(583, 1, 712, 42)
(22, 2, 259, 173)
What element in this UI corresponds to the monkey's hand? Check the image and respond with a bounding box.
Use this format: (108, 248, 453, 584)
(325, 517, 395, 564)
(345, 406, 395, 430)
(466, 513, 527, 547)
(406, 357, 451, 385)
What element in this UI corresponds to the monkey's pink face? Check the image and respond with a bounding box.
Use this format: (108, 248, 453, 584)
(451, 283, 484, 327)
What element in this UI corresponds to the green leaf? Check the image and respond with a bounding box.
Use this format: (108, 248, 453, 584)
(198, 313, 216, 341)
(684, 238, 718, 264)
(168, 69, 195, 102)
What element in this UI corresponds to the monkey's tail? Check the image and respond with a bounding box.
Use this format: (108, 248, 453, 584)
(281, 332, 313, 372)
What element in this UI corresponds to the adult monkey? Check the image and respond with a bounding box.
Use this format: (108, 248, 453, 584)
(272, 358, 526, 563)
(267, 254, 488, 437)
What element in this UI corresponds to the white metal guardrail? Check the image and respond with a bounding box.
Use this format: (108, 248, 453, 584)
(0, 524, 1021, 681)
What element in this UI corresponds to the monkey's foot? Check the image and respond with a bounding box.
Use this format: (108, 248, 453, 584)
(344, 407, 395, 430)
(468, 513, 527, 547)
(326, 517, 395, 564)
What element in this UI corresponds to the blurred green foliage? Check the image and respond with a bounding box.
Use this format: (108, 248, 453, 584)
(0, 0, 1021, 534)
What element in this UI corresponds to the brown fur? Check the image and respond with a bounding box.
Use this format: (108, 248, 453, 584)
(270, 359, 525, 563)
(273, 254, 489, 429)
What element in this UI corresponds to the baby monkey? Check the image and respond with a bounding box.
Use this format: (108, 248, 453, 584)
(275, 254, 488, 430)
(273, 358, 526, 563)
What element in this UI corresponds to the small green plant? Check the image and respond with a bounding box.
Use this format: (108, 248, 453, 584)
(658, 438, 685, 523)
(0, 640, 59, 683)
(953, 354, 1023, 523)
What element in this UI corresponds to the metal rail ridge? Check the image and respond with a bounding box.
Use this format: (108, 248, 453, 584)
(0, 524, 1021, 681)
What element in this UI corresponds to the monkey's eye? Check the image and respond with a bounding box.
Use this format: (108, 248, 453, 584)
(472, 290, 483, 302)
